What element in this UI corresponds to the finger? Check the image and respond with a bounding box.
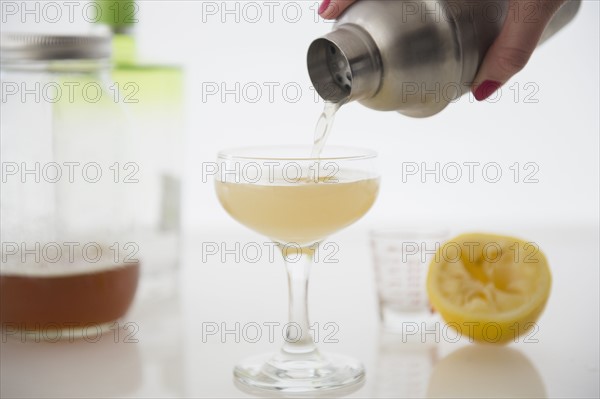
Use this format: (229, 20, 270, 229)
(472, 0, 566, 101)
(319, 0, 358, 20)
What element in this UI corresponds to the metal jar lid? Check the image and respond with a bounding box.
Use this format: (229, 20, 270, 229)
(1, 33, 111, 62)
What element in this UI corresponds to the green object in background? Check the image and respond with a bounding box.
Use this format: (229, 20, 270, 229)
(94, 0, 183, 100)
(96, 0, 138, 64)
(96, 0, 136, 31)
(112, 33, 137, 66)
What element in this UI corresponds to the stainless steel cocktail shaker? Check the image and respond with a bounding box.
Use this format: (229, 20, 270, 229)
(307, 0, 580, 117)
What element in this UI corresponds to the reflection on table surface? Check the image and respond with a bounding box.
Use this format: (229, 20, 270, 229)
(1, 226, 598, 398)
(369, 331, 545, 399)
(427, 345, 546, 398)
(1, 289, 185, 399)
(1, 305, 546, 399)
(371, 331, 439, 398)
(1, 330, 143, 398)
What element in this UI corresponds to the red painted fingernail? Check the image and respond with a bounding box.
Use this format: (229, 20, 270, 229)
(474, 80, 501, 102)
(319, 0, 331, 15)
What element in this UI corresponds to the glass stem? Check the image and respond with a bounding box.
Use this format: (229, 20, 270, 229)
(280, 246, 318, 356)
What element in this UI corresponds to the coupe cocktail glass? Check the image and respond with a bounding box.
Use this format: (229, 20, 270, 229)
(215, 145, 379, 393)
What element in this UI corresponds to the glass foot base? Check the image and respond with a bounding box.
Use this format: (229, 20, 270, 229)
(234, 351, 365, 394)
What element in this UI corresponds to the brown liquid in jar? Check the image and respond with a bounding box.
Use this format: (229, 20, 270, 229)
(0, 263, 139, 331)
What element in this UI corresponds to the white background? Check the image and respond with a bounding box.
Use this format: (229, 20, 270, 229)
(152, 0, 599, 231)
(3, 0, 598, 231)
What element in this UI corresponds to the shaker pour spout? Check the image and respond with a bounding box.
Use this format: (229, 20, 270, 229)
(307, 24, 382, 104)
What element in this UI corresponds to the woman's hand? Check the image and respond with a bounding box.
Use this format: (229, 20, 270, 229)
(318, 0, 567, 101)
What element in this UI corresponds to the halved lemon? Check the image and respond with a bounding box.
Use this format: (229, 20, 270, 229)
(427, 233, 551, 344)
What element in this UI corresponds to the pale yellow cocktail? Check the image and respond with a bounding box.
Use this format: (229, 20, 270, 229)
(216, 176, 379, 246)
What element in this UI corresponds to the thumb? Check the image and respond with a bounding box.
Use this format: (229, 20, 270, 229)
(472, 0, 566, 101)
(318, 0, 358, 20)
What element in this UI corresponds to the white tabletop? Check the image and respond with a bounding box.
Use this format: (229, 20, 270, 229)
(1, 225, 598, 398)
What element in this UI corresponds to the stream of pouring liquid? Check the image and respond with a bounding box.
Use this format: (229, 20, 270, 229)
(311, 101, 343, 158)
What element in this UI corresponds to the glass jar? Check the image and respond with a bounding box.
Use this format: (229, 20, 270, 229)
(94, 0, 185, 300)
(0, 33, 139, 340)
